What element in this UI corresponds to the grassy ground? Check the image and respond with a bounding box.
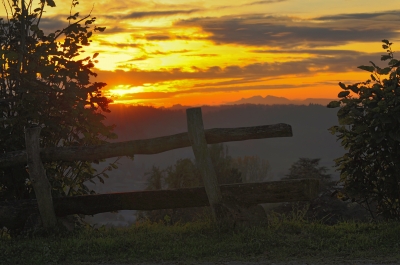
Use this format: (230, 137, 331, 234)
(1, 214, 400, 265)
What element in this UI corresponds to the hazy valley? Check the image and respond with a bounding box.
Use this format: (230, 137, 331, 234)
(85, 101, 344, 226)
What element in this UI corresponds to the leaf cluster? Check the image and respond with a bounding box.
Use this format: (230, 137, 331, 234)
(0, 1, 117, 201)
(328, 40, 400, 219)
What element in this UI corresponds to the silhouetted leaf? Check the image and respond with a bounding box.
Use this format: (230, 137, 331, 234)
(95, 27, 106, 32)
(338, 82, 347, 90)
(389, 59, 399, 66)
(377, 67, 391, 75)
(98, 176, 104, 184)
(338, 91, 350, 98)
(45, 0, 56, 7)
(358, 65, 375, 73)
(327, 101, 340, 108)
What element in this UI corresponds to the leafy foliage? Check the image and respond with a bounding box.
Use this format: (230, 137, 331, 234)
(328, 40, 400, 219)
(0, 1, 116, 201)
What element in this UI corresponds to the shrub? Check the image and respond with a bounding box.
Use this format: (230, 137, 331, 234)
(328, 40, 400, 220)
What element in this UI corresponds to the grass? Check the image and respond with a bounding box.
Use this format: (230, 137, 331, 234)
(1, 214, 400, 265)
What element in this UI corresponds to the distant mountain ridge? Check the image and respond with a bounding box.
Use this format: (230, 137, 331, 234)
(225, 95, 334, 106)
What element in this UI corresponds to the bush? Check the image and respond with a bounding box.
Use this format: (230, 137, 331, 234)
(328, 40, 400, 220)
(0, 0, 115, 201)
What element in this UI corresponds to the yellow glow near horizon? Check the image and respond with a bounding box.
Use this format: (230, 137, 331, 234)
(107, 85, 146, 96)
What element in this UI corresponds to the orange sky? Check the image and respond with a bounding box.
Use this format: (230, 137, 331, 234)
(3, 0, 400, 107)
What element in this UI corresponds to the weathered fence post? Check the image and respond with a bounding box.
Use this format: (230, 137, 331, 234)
(25, 126, 57, 228)
(186, 107, 229, 222)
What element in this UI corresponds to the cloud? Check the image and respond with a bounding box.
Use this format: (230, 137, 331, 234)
(314, 10, 400, 21)
(126, 55, 150, 61)
(175, 12, 400, 48)
(122, 9, 201, 20)
(33, 17, 69, 34)
(117, 91, 178, 99)
(96, 49, 384, 90)
(241, 0, 288, 6)
(184, 53, 219, 57)
(216, 0, 287, 10)
(250, 49, 365, 56)
(107, 0, 285, 22)
(111, 83, 313, 101)
(149, 49, 192, 55)
(97, 40, 144, 50)
(113, 49, 192, 66)
(145, 35, 171, 41)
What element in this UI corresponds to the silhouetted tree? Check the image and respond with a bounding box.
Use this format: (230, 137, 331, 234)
(283, 158, 332, 189)
(0, 0, 115, 201)
(232, 155, 271, 183)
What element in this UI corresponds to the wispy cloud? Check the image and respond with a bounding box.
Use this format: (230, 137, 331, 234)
(184, 53, 219, 57)
(314, 10, 400, 21)
(245, 0, 288, 5)
(96, 50, 383, 89)
(122, 9, 202, 20)
(110, 83, 314, 101)
(250, 49, 365, 56)
(175, 12, 400, 48)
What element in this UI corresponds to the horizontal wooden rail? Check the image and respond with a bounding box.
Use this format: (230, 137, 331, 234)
(0, 123, 292, 169)
(0, 178, 318, 230)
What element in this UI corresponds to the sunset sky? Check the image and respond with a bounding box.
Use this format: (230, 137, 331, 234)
(6, 0, 400, 107)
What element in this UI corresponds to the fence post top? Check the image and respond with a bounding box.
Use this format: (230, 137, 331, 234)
(186, 107, 203, 111)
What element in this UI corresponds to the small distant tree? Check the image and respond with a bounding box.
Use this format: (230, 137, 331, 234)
(0, 0, 116, 202)
(328, 40, 400, 220)
(144, 166, 166, 190)
(207, 144, 242, 185)
(232, 155, 271, 183)
(165, 158, 202, 189)
(283, 158, 332, 190)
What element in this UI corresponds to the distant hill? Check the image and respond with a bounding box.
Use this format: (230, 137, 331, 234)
(226, 95, 334, 106)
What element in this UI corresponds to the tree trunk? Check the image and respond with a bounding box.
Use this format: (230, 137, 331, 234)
(0, 179, 319, 231)
(25, 126, 57, 228)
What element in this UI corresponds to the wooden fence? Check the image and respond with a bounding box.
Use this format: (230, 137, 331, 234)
(0, 107, 319, 230)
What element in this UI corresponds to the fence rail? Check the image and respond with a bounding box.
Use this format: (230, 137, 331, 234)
(0, 179, 319, 230)
(0, 123, 292, 169)
(0, 107, 319, 230)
